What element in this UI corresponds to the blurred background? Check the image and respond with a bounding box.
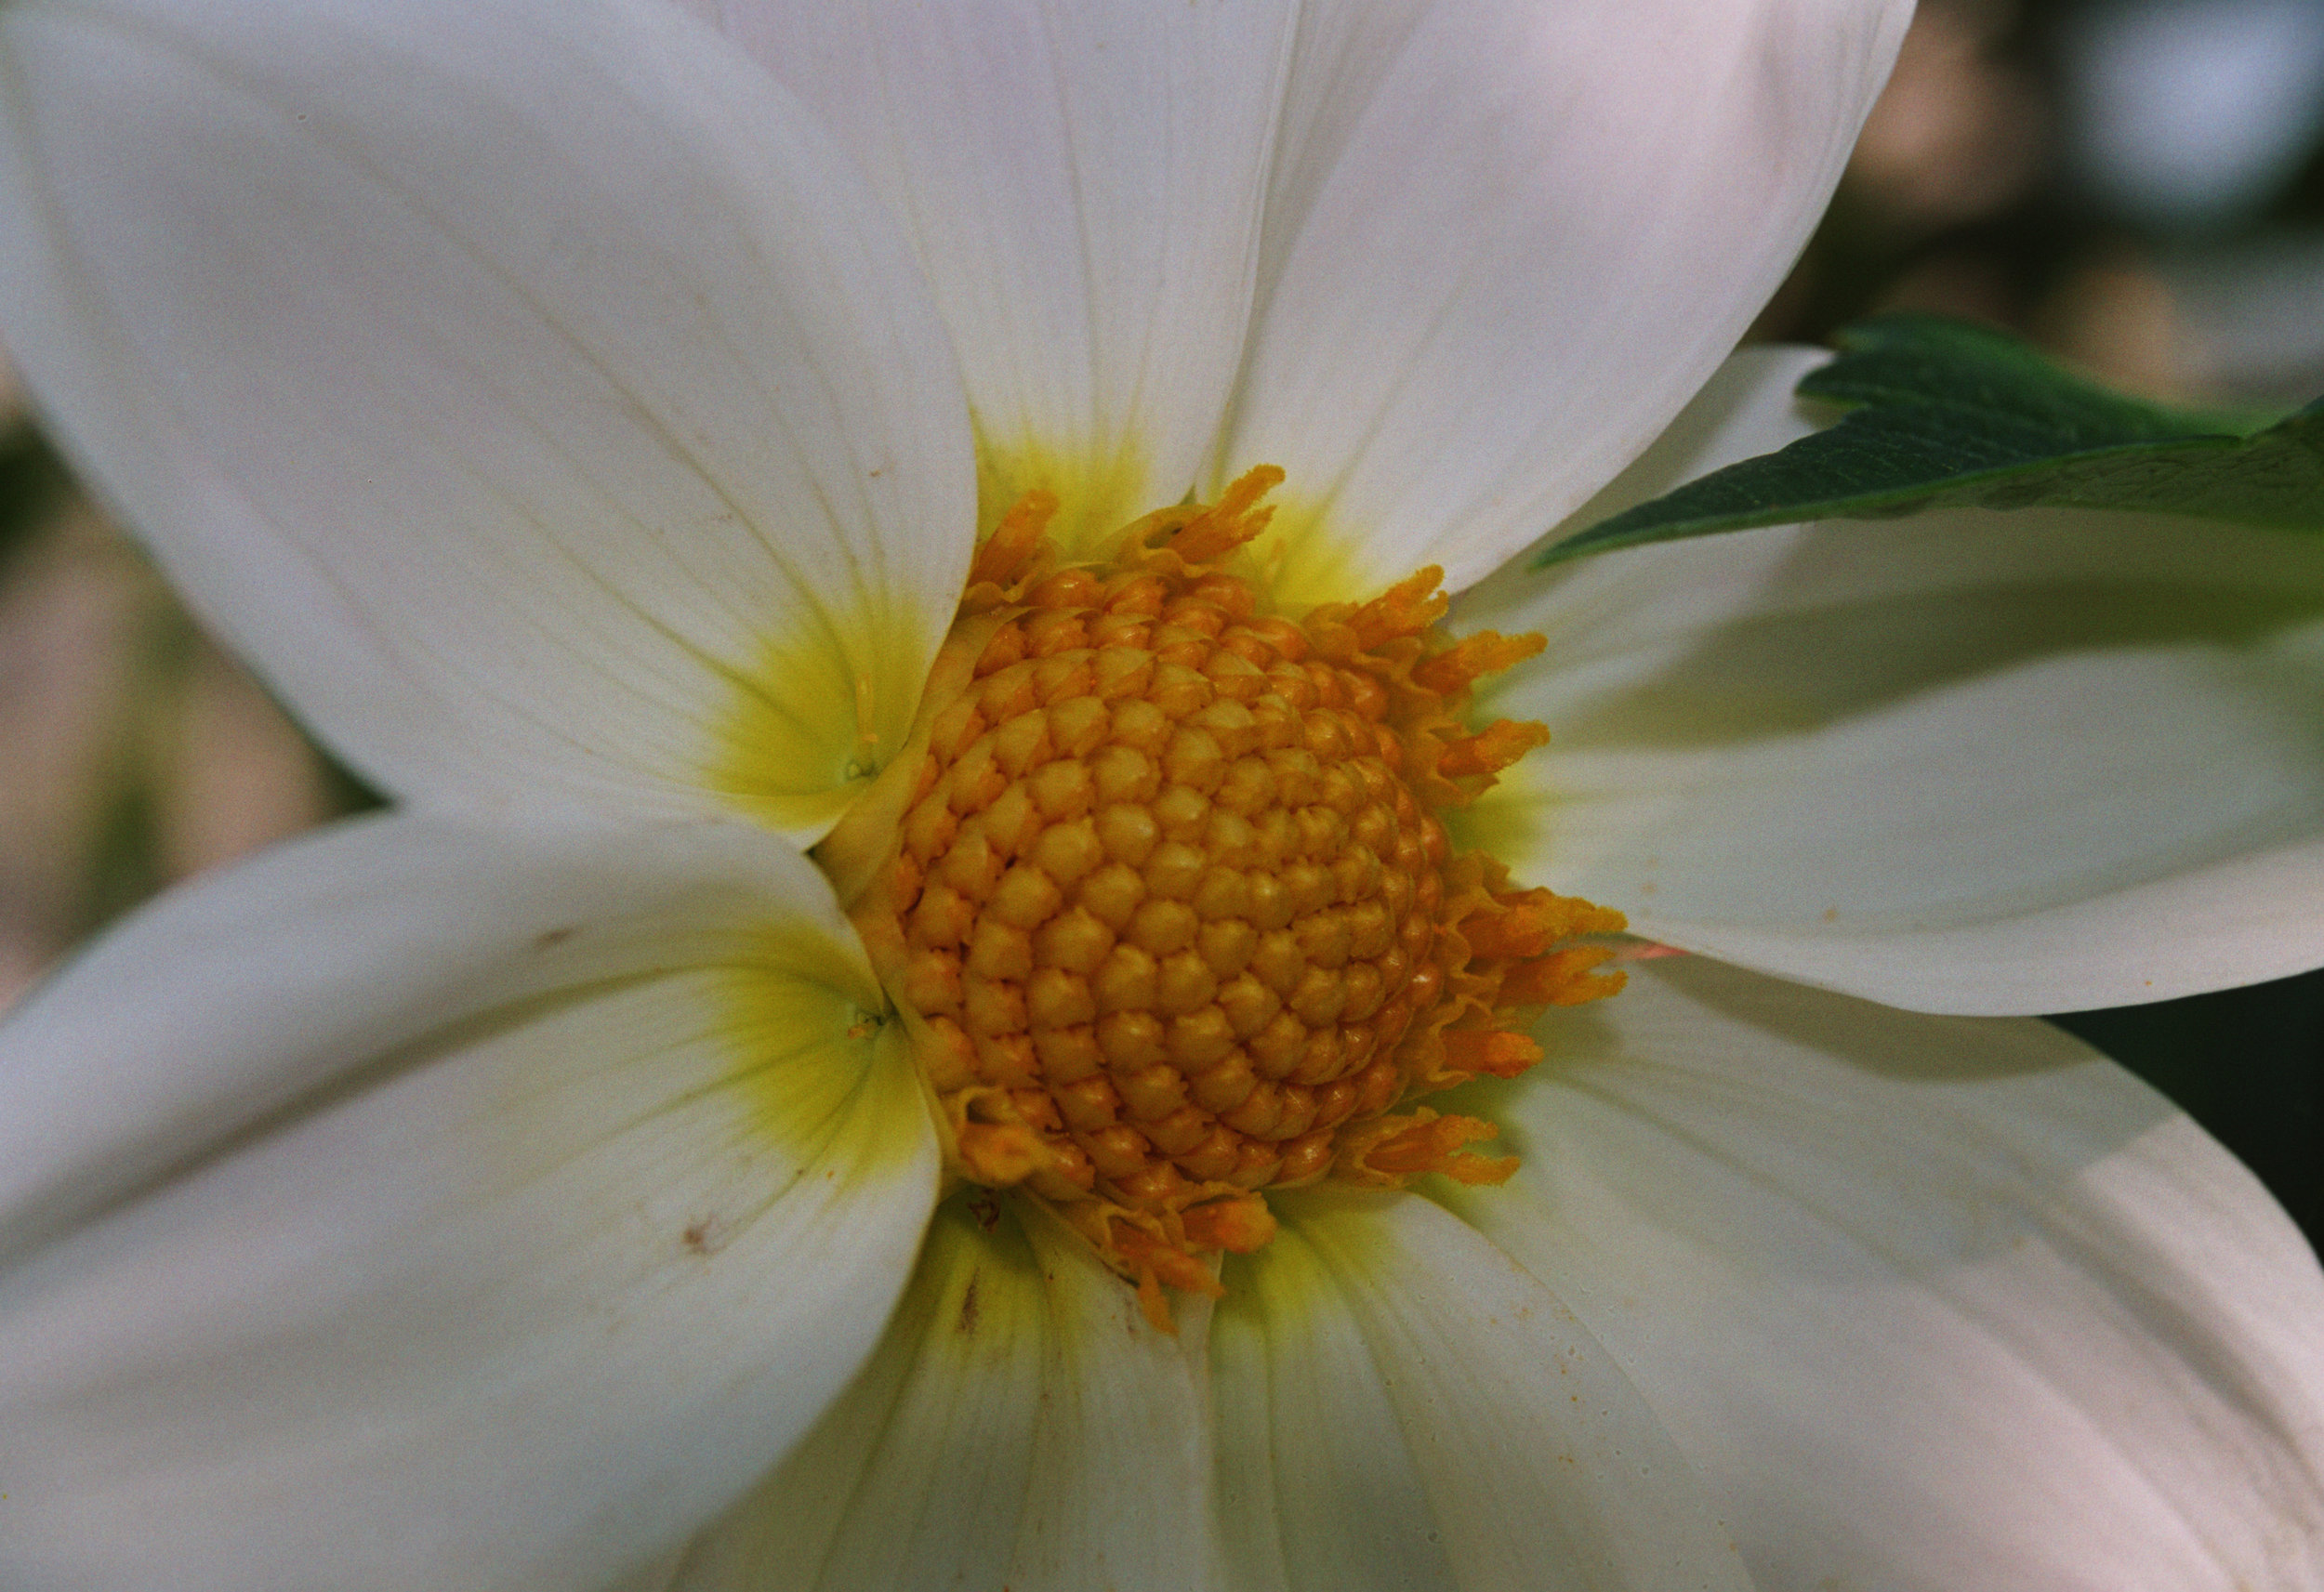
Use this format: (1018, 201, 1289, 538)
(1, 0, 2319, 1239)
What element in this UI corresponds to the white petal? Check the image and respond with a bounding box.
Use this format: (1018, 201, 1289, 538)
(0, 0, 975, 843)
(0, 815, 940, 1592)
(1210, 1189, 1754, 1592)
(1456, 350, 2324, 1011)
(1441, 957, 2324, 1590)
(610, 1556, 687, 1592)
(1459, 343, 1838, 589)
(681, 0, 1297, 553)
(1211, 0, 1910, 603)
(667, 1198, 1219, 1592)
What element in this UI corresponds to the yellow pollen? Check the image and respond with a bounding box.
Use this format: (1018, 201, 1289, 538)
(847, 468, 1623, 1329)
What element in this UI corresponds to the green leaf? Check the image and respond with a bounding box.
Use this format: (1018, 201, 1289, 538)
(1538, 312, 2324, 566)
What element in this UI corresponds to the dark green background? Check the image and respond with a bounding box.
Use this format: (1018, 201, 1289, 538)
(2058, 973, 2324, 1242)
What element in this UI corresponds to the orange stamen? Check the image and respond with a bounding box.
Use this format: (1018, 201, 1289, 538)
(970, 488, 1059, 590)
(1500, 945, 1628, 1007)
(956, 1119, 1045, 1187)
(1437, 718, 1551, 780)
(1181, 1194, 1278, 1254)
(1413, 631, 1548, 695)
(1346, 566, 1448, 649)
(1348, 1111, 1518, 1185)
(1171, 465, 1285, 562)
(1440, 1029, 1545, 1079)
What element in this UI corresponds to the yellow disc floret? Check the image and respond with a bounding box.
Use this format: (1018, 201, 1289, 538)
(838, 468, 1623, 1328)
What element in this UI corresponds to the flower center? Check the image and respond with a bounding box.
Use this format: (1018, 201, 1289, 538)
(839, 468, 1623, 1327)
